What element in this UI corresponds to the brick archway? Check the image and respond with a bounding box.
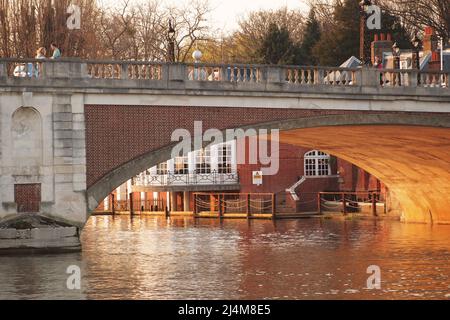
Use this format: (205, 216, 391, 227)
(85, 109, 450, 224)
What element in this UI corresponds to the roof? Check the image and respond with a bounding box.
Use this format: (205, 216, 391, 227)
(339, 56, 362, 68)
(421, 52, 450, 72)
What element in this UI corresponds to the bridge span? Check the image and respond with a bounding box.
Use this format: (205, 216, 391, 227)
(0, 59, 449, 246)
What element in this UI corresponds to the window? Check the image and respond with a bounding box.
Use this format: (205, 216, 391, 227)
(195, 148, 211, 174)
(174, 156, 189, 175)
(156, 162, 168, 175)
(304, 150, 331, 177)
(218, 143, 232, 174)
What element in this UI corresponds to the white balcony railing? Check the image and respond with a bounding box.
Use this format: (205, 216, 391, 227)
(133, 170, 239, 187)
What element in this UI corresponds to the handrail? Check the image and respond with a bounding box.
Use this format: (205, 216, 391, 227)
(134, 170, 239, 187)
(1, 58, 448, 90)
(285, 176, 307, 201)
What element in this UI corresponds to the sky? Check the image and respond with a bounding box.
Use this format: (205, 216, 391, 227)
(206, 0, 309, 33)
(105, 0, 310, 34)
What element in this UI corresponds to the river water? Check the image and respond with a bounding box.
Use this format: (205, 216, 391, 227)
(0, 215, 450, 300)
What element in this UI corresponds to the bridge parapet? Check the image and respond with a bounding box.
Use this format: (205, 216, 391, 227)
(0, 59, 448, 95)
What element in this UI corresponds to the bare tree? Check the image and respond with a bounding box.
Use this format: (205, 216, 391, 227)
(133, 0, 166, 61)
(379, 0, 450, 41)
(97, 0, 136, 60)
(0, 0, 211, 61)
(163, 0, 211, 62)
(0, 0, 101, 58)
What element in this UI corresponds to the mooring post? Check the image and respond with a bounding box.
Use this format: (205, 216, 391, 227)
(218, 194, 222, 219)
(129, 193, 134, 216)
(317, 193, 322, 214)
(193, 194, 197, 217)
(247, 194, 251, 218)
(342, 192, 347, 215)
(372, 192, 378, 217)
(272, 193, 276, 219)
(111, 194, 115, 215)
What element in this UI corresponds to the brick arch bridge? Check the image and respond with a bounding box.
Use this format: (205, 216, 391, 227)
(1, 59, 449, 230)
(86, 109, 450, 224)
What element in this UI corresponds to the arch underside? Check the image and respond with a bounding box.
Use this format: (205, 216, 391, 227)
(87, 114, 450, 224)
(280, 125, 450, 224)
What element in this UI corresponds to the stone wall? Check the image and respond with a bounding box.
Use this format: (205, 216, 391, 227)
(0, 92, 87, 227)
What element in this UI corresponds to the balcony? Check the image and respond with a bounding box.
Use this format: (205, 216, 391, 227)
(132, 170, 240, 192)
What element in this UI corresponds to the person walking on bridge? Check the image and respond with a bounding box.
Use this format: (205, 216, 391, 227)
(34, 47, 47, 77)
(35, 47, 47, 59)
(50, 43, 61, 59)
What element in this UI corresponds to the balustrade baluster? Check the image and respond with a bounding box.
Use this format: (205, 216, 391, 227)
(237, 68, 242, 82)
(307, 69, 313, 84)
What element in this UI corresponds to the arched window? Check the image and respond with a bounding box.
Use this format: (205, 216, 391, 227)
(304, 150, 331, 177)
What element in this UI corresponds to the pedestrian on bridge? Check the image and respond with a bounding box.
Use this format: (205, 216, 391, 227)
(33, 47, 47, 77)
(35, 47, 47, 59)
(50, 43, 61, 59)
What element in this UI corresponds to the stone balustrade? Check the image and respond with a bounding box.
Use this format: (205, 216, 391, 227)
(0, 58, 448, 92)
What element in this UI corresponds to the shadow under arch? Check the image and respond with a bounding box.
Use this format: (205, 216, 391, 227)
(86, 113, 450, 224)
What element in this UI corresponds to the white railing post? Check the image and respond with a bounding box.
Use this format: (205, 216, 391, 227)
(409, 70, 418, 88)
(120, 63, 129, 80)
(314, 68, 324, 85)
(0, 61, 7, 78)
(168, 63, 186, 82)
(360, 66, 379, 87)
(266, 66, 284, 85)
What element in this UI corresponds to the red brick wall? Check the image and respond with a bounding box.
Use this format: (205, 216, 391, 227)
(94, 136, 383, 213)
(14, 184, 41, 213)
(86, 105, 432, 214)
(85, 105, 365, 188)
(238, 142, 310, 193)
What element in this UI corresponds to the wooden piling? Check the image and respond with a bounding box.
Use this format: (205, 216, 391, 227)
(129, 193, 134, 215)
(342, 192, 347, 215)
(218, 194, 223, 219)
(372, 192, 378, 216)
(246, 194, 251, 218)
(272, 193, 276, 219)
(317, 193, 322, 214)
(111, 194, 115, 215)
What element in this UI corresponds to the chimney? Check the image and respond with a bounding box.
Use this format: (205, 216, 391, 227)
(423, 26, 438, 54)
(371, 33, 394, 65)
(423, 26, 441, 71)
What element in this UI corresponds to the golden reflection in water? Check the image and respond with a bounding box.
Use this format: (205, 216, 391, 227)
(1, 216, 450, 300)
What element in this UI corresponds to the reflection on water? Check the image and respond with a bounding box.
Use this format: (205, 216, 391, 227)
(1, 216, 450, 300)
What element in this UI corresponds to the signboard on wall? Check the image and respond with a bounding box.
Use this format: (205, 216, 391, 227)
(252, 171, 263, 186)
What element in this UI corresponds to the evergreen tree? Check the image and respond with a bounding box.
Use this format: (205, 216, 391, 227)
(312, 0, 360, 66)
(258, 23, 297, 65)
(312, 0, 412, 66)
(297, 8, 321, 65)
